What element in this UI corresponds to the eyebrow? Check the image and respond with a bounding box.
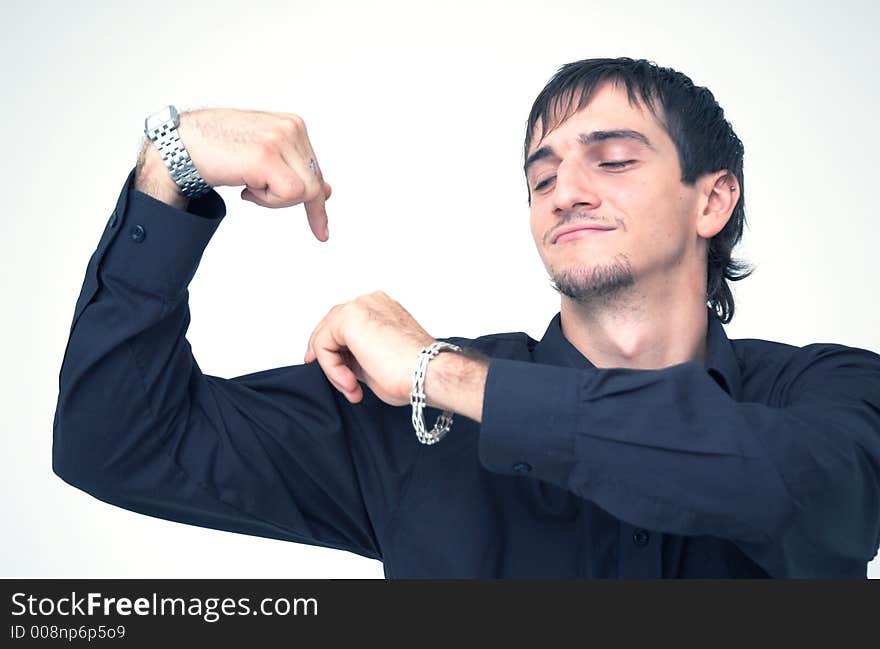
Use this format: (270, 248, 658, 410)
(524, 129, 655, 176)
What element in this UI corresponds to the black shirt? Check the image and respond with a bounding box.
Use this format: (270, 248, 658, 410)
(53, 168, 880, 577)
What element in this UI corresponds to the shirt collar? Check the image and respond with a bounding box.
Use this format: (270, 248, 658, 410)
(532, 306, 742, 399)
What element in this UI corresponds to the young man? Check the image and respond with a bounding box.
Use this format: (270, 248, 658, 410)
(53, 57, 880, 578)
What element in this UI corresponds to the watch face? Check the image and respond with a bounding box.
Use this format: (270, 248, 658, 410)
(144, 105, 179, 133)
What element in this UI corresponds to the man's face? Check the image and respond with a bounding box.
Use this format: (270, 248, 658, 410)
(526, 81, 703, 305)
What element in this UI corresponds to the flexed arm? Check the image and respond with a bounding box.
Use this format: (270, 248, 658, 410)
(52, 108, 414, 561)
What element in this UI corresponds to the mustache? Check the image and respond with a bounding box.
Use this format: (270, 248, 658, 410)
(548, 213, 624, 243)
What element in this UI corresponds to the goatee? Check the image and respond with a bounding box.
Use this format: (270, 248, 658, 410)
(549, 254, 635, 304)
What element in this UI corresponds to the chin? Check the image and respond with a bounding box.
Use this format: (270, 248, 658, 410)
(547, 255, 635, 301)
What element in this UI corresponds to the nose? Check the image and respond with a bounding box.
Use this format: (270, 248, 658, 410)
(551, 156, 601, 214)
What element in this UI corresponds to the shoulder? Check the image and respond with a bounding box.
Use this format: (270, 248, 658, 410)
(732, 335, 880, 375)
(731, 336, 880, 404)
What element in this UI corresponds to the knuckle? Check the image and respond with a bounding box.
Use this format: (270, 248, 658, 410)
(276, 119, 299, 139)
(348, 298, 367, 314)
(280, 176, 305, 202)
(275, 116, 308, 142)
(298, 172, 322, 199)
(268, 123, 290, 147)
(259, 128, 287, 151)
(284, 114, 306, 131)
(256, 140, 280, 163)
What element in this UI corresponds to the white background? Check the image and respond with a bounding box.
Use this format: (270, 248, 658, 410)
(1, 0, 877, 578)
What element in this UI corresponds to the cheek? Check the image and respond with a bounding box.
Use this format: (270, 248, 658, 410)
(529, 212, 549, 246)
(616, 179, 653, 214)
(639, 200, 694, 261)
(618, 180, 685, 235)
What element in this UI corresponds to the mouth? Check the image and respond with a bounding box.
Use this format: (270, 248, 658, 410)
(552, 224, 616, 244)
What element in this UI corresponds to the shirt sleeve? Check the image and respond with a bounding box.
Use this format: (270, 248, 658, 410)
(52, 168, 416, 561)
(478, 350, 880, 577)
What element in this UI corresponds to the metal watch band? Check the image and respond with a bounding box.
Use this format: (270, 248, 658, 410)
(143, 105, 211, 199)
(411, 341, 463, 445)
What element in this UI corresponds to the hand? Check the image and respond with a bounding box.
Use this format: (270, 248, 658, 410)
(303, 291, 436, 406)
(136, 108, 333, 241)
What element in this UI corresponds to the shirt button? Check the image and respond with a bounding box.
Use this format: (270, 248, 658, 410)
(512, 462, 532, 474)
(130, 224, 146, 243)
(633, 528, 650, 547)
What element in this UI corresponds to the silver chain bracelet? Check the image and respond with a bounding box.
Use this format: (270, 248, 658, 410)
(411, 341, 463, 445)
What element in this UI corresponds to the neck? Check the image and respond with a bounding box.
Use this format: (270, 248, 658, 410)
(559, 273, 708, 370)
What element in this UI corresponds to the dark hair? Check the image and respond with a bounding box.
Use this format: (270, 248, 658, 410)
(525, 57, 753, 324)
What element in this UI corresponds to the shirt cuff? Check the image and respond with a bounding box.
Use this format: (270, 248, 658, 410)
(478, 357, 580, 485)
(101, 170, 227, 301)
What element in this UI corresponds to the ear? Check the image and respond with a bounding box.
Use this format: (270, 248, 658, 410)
(696, 171, 738, 239)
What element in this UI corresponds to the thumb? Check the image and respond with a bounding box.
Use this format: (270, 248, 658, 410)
(241, 187, 268, 204)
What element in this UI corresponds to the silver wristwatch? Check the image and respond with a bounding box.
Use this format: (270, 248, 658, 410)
(143, 105, 211, 199)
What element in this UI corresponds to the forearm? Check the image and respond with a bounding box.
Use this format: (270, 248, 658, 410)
(475, 352, 880, 555)
(423, 348, 490, 423)
(477, 358, 798, 543)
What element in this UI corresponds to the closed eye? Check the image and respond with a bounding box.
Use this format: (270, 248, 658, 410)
(534, 177, 554, 191)
(600, 160, 636, 168)
(532, 160, 637, 191)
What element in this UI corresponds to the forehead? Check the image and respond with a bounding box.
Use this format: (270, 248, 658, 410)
(528, 80, 668, 156)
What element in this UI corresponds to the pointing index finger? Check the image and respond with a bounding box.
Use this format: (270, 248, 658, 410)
(304, 154, 330, 241)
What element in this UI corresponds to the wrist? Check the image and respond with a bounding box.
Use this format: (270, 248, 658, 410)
(134, 138, 189, 210)
(423, 348, 489, 423)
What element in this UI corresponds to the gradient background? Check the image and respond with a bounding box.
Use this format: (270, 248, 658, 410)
(1, 0, 877, 578)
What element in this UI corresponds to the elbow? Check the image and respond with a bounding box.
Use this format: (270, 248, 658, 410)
(52, 409, 106, 497)
(53, 450, 93, 495)
(52, 429, 92, 495)
(740, 463, 801, 545)
(760, 487, 800, 544)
